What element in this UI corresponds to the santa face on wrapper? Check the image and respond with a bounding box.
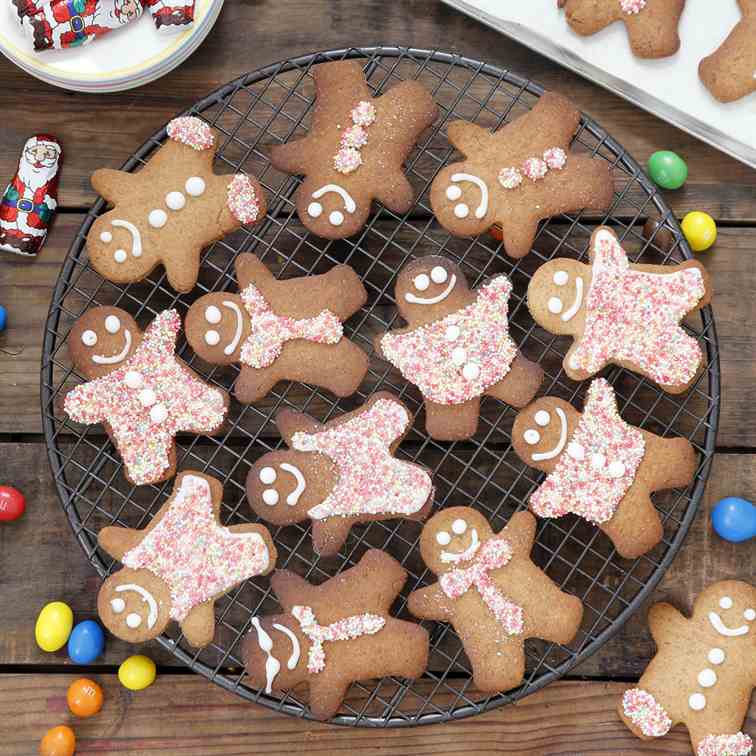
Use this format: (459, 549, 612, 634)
(0, 134, 61, 256)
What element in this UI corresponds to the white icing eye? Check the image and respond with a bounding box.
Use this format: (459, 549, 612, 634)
(454, 203, 469, 219)
(553, 270, 569, 286)
(446, 185, 462, 201)
(431, 266, 448, 284)
(166, 191, 186, 211)
(524, 429, 540, 445)
(263, 489, 279, 506)
(413, 273, 430, 291)
(567, 442, 585, 461)
(547, 297, 563, 314)
(114, 249, 127, 264)
(462, 363, 480, 381)
(534, 410, 550, 427)
(307, 201, 323, 218)
(81, 330, 98, 347)
(708, 648, 725, 665)
(590, 452, 606, 468)
(139, 388, 157, 407)
(329, 210, 344, 226)
(451, 518, 467, 535)
(436, 530, 451, 546)
(150, 404, 168, 424)
(205, 306, 222, 325)
(205, 330, 220, 347)
(259, 467, 277, 485)
(149, 209, 168, 228)
(124, 371, 143, 389)
(744, 608, 755, 621)
(720, 596, 733, 610)
(110, 598, 126, 613)
(445, 325, 460, 341)
(185, 176, 206, 197)
(104, 315, 121, 334)
(126, 613, 142, 629)
(607, 461, 626, 478)
(100, 231, 113, 243)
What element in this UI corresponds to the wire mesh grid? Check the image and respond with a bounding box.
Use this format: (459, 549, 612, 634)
(41, 46, 720, 726)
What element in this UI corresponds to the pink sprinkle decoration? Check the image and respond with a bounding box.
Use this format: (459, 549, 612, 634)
(543, 147, 567, 170)
(498, 146, 567, 190)
(380, 275, 517, 405)
(292, 605, 385, 674)
(166, 116, 214, 151)
(522, 157, 549, 181)
(226, 174, 260, 225)
(570, 230, 706, 388)
(622, 689, 672, 738)
(439, 537, 524, 635)
(333, 100, 377, 174)
(64, 310, 227, 485)
(530, 379, 645, 524)
(620, 0, 647, 14)
(697, 733, 753, 756)
(123, 475, 270, 621)
(498, 167, 523, 190)
(351, 101, 377, 127)
(291, 397, 433, 520)
(333, 146, 363, 174)
(341, 125, 369, 149)
(239, 283, 342, 369)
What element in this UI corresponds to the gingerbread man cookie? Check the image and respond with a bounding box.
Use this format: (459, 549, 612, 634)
(528, 226, 712, 394)
(97, 472, 276, 648)
(512, 378, 697, 559)
(185, 253, 369, 404)
(88, 116, 266, 293)
(247, 392, 434, 556)
(375, 256, 543, 440)
(699, 1, 756, 103)
(408, 508, 583, 693)
(429, 92, 614, 259)
(620, 580, 755, 756)
(269, 60, 438, 240)
(64, 307, 229, 486)
(244, 549, 429, 720)
(559, 0, 686, 59)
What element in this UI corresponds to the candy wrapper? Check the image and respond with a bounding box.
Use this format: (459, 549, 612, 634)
(142, 0, 194, 33)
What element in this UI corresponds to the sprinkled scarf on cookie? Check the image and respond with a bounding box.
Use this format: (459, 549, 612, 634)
(247, 392, 434, 557)
(64, 307, 229, 486)
(97, 472, 276, 648)
(244, 549, 429, 720)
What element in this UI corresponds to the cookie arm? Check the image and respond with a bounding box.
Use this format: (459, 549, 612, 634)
(180, 600, 216, 648)
(501, 510, 537, 555)
(407, 582, 455, 620)
(269, 137, 313, 176)
(63, 382, 107, 425)
(270, 570, 316, 612)
(98, 526, 144, 560)
(234, 253, 276, 290)
(446, 121, 492, 157)
(275, 408, 324, 446)
(647, 602, 689, 646)
(91, 169, 138, 205)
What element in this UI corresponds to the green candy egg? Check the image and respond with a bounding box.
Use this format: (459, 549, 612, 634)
(648, 151, 688, 190)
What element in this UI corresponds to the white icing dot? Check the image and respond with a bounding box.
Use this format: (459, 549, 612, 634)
(431, 265, 448, 284)
(569, 354, 581, 371)
(185, 176, 206, 196)
(436, 530, 451, 546)
(149, 209, 168, 228)
(553, 270, 569, 286)
(446, 185, 462, 201)
(744, 608, 755, 621)
(451, 347, 467, 366)
(720, 596, 733, 610)
(150, 404, 168, 424)
(205, 330, 220, 347)
(462, 362, 480, 381)
(452, 519, 467, 535)
(524, 429, 541, 445)
(124, 371, 143, 389)
(329, 210, 344, 226)
(591, 452, 606, 469)
(307, 201, 323, 218)
(698, 669, 717, 688)
(110, 598, 126, 613)
(126, 613, 142, 629)
(100, 231, 113, 243)
(534, 410, 550, 427)
(445, 325, 461, 341)
(114, 249, 127, 264)
(104, 315, 121, 334)
(414, 274, 430, 291)
(567, 442, 585, 461)
(81, 330, 98, 347)
(205, 306, 222, 324)
(607, 461, 626, 478)
(688, 693, 706, 711)
(259, 467, 277, 485)
(263, 489, 279, 506)
(547, 297, 563, 314)
(454, 203, 469, 219)
(139, 389, 156, 407)
(708, 648, 725, 665)
(166, 191, 186, 211)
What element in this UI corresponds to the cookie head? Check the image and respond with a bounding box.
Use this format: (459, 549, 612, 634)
(97, 568, 172, 643)
(298, 176, 371, 240)
(185, 293, 249, 364)
(69, 306, 141, 379)
(419, 506, 494, 575)
(692, 581, 756, 642)
(432, 165, 493, 238)
(394, 256, 472, 322)
(528, 259, 587, 335)
(512, 398, 581, 472)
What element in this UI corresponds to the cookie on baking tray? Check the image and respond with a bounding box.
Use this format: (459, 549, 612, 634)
(407, 508, 583, 693)
(97, 471, 276, 648)
(620, 580, 755, 756)
(185, 253, 369, 404)
(244, 549, 429, 720)
(88, 116, 266, 293)
(269, 60, 438, 239)
(375, 256, 543, 440)
(558, 0, 686, 59)
(247, 392, 434, 557)
(429, 91, 614, 259)
(512, 378, 697, 559)
(527, 226, 712, 394)
(63, 307, 229, 486)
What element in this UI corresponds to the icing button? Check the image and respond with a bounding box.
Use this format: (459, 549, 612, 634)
(607, 461, 626, 478)
(166, 191, 186, 211)
(150, 404, 168, 424)
(688, 693, 706, 711)
(185, 176, 206, 197)
(567, 442, 585, 461)
(138, 389, 157, 407)
(124, 371, 143, 390)
(451, 347, 467, 366)
(462, 363, 480, 381)
(445, 325, 461, 341)
(697, 668, 716, 688)
(590, 452, 606, 469)
(148, 209, 168, 229)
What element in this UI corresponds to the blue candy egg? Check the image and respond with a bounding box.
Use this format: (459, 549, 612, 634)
(67, 620, 105, 664)
(711, 497, 756, 543)
(0, 305, 7, 333)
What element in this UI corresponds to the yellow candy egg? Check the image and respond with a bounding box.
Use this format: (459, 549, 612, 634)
(35, 602, 74, 653)
(118, 655, 156, 691)
(681, 211, 717, 252)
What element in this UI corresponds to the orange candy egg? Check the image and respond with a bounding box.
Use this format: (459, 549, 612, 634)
(67, 678, 104, 718)
(39, 725, 75, 756)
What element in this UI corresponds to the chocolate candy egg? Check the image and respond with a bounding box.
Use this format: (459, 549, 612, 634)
(648, 150, 688, 190)
(118, 654, 156, 691)
(35, 601, 74, 652)
(67, 678, 104, 718)
(712, 496, 756, 543)
(0, 485, 25, 521)
(67, 620, 105, 664)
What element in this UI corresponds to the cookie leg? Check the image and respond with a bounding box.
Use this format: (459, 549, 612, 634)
(307, 672, 351, 721)
(424, 397, 480, 440)
(467, 633, 525, 693)
(601, 485, 663, 559)
(162, 248, 201, 294)
(312, 517, 356, 557)
(485, 353, 543, 408)
(305, 340, 369, 397)
(180, 600, 216, 648)
(234, 365, 280, 404)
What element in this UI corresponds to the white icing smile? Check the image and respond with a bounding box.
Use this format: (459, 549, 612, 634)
(708, 611, 751, 637)
(109, 219, 143, 263)
(446, 173, 489, 220)
(561, 277, 584, 322)
(439, 525, 480, 564)
(404, 265, 457, 305)
(307, 184, 357, 227)
(531, 407, 568, 462)
(92, 325, 132, 366)
(221, 301, 243, 356)
(115, 583, 158, 629)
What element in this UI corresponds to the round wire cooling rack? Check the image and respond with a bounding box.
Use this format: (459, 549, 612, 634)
(41, 46, 720, 727)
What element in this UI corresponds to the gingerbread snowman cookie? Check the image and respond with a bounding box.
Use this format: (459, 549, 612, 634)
(88, 116, 266, 293)
(620, 580, 755, 756)
(247, 392, 434, 556)
(429, 92, 614, 259)
(408, 508, 583, 693)
(269, 60, 438, 240)
(98, 472, 276, 648)
(528, 226, 712, 394)
(512, 379, 697, 559)
(244, 549, 430, 720)
(185, 253, 369, 404)
(375, 256, 543, 440)
(64, 307, 229, 486)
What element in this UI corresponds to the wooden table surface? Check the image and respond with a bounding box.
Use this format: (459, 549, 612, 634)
(0, 2, 754, 754)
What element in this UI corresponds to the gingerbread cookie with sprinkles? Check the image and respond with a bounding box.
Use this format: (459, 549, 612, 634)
(528, 227, 712, 394)
(97, 471, 276, 648)
(512, 378, 697, 559)
(375, 256, 542, 440)
(185, 253, 369, 404)
(408, 508, 583, 693)
(620, 580, 755, 756)
(63, 307, 229, 486)
(244, 549, 429, 720)
(269, 60, 438, 239)
(559, 0, 686, 59)
(87, 116, 266, 293)
(429, 92, 613, 259)
(247, 392, 433, 556)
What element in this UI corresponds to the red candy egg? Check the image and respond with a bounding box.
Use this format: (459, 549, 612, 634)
(0, 486, 25, 522)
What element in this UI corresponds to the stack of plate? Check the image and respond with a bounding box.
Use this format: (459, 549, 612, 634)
(0, 0, 224, 93)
